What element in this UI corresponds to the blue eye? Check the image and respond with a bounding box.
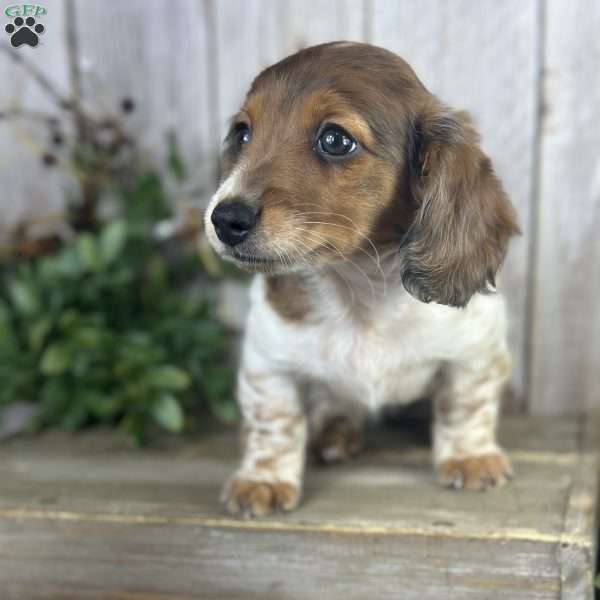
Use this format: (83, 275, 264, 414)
(317, 126, 357, 157)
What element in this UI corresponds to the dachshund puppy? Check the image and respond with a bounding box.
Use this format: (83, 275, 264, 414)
(205, 42, 520, 517)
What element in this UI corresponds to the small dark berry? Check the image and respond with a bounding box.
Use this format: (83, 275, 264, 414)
(41, 152, 57, 167)
(51, 131, 64, 146)
(121, 97, 135, 113)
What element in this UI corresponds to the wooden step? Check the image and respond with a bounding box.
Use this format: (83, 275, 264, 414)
(0, 416, 597, 599)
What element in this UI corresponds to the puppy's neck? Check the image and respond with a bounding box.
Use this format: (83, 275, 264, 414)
(311, 246, 405, 318)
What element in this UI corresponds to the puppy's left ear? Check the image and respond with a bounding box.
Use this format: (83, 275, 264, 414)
(401, 103, 520, 308)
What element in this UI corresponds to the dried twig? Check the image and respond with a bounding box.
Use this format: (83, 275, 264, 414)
(0, 107, 61, 125)
(0, 42, 70, 108)
(64, 0, 86, 139)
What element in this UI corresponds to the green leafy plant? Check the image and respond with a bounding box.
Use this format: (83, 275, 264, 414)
(0, 209, 236, 444)
(0, 44, 239, 443)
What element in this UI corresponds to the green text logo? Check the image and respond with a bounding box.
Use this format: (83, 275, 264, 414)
(5, 4, 46, 18)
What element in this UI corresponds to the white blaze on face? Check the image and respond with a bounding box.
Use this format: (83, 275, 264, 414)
(204, 165, 245, 255)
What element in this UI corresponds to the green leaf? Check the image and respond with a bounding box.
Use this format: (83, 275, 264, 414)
(76, 234, 99, 271)
(152, 394, 184, 432)
(9, 280, 40, 316)
(38, 379, 70, 424)
(144, 256, 166, 292)
(37, 256, 59, 283)
(40, 342, 71, 375)
(84, 392, 122, 419)
(121, 171, 170, 223)
(60, 403, 89, 430)
(166, 130, 187, 181)
(204, 365, 236, 423)
(70, 352, 93, 378)
(28, 317, 52, 352)
(0, 298, 10, 322)
(595, 573, 600, 589)
(0, 299, 14, 342)
(120, 413, 146, 446)
(54, 246, 82, 276)
(208, 394, 238, 424)
(203, 365, 234, 399)
(146, 365, 191, 391)
(99, 220, 127, 265)
(73, 326, 104, 349)
(58, 309, 81, 332)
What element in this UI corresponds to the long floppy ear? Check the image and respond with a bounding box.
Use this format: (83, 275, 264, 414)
(401, 103, 520, 308)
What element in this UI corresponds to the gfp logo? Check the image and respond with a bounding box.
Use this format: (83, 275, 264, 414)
(4, 4, 46, 47)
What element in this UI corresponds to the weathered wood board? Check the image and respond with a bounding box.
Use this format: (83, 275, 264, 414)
(0, 1, 72, 227)
(529, 0, 600, 416)
(74, 0, 218, 198)
(0, 416, 597, 599)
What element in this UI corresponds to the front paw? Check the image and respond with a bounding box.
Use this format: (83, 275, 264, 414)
(221, 476, 300, 517)
(437, 452, 513, 491)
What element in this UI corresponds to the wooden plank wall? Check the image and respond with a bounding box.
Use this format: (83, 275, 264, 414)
(0, 0, 598, 416)
(529, 0, 600, 416)
(0, 2, 70, 225)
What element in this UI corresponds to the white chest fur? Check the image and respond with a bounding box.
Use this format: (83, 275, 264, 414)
(241, 272, 508, 412)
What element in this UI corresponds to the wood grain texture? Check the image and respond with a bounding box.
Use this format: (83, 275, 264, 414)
(529, 0, 600, 416)
(371, 0, 540, 410)
(74, 0, 217, 199)
(213, 0, 367, 148)
(212, 0, 284, 149)
(0, 0, 71, 227)
(0, 416, 596, 599)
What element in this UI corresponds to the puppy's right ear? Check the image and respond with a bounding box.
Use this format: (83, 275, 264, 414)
(400, 102, 520, 308)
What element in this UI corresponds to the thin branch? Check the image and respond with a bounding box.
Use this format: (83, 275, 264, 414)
(0, 42, 70, 107)
(64, 0, 86, 141)
(0, 107, 60, 125)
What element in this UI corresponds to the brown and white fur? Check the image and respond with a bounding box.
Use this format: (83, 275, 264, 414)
(204, 42, 520, 517)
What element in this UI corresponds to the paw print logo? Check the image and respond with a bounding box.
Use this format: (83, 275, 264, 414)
(5, 16, 45, 48)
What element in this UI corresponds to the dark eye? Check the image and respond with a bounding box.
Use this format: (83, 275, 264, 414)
(316, 126, 357, 157)
(233, 123, 251, 147)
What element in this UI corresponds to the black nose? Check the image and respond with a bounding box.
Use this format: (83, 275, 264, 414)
(211, 201, 259, 247)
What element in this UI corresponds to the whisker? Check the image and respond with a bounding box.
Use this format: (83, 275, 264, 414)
(296, 209, 382, 264)
(292, 205, 382, 263)
(295, 220, 387, 298)
(289, 232, 356, 306)
(292, 227, 377, 304)
(271, 238, 294, 271)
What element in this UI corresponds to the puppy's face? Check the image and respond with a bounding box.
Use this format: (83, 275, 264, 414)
(205, 43, 417, 271)
(205, 42, 519, 307)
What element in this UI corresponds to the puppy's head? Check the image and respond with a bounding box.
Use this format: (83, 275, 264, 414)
(205, 42, 519, 307)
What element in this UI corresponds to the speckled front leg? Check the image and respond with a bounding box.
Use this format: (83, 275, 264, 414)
(221, 368, 307, 517)
(432, 346, 513, 491)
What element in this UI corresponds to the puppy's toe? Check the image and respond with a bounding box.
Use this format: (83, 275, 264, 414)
(437, 453, 513, 491)
(311, 415, 364, 464)
(221, 477, 300, 517)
